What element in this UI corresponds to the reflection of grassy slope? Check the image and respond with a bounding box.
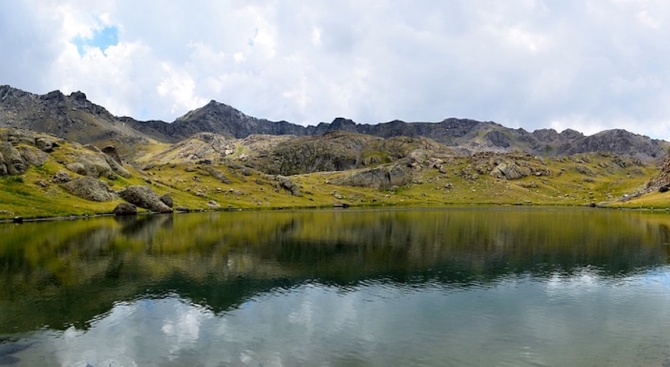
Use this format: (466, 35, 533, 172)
(2, 209, 669, 326)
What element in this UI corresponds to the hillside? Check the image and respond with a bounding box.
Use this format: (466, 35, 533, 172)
(0, 125, 662, 221)
(1, 85, 670, 220)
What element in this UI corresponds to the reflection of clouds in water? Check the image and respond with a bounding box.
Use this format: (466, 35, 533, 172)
(28, 286, 370, 366)
(17, 273, 670, 366)
(161, 301, 209, 359)
(546, 268, 599, 297)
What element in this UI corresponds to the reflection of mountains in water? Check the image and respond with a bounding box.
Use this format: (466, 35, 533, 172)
(1, 208, 669, 333)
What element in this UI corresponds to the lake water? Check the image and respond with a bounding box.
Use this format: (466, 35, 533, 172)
(1, 208, 670, 366)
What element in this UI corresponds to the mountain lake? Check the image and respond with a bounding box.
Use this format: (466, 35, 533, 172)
(1, 207, 670, 366)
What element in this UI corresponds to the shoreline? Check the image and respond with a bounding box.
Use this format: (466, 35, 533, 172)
(1, 201, 660, 225)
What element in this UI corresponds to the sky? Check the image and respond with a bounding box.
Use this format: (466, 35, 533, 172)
(2, 1, 670, 139)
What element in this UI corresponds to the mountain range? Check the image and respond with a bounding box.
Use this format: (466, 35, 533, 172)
(1, 85, 667, 161)
(3, 84, 670, 219)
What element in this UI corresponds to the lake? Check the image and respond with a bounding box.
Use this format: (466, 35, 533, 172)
(1, 207, 669, 366)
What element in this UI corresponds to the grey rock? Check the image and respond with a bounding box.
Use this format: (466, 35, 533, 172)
(576, 165, 595, 176)
(119, 185, 173, 213)
(52, 170, 71, 183)
(491, 162, 531, 180)
(35, 137, 56, 152)
(67, 153, 115, 178)
(18, 146, 48, 166)
(276, 175, 302, 196)
(66, 162, 87, 175)
(333, 162, 413, 189)
(101, 145, 122, 164)
(63, 177, 117, 202)
(0, 142, 26, 175)
(206, 167, 231, 184)
(103, 154, 131, 178)
(0, 152, 6, 176)
(159, 193, 174, 208)
(484, 130, 511, 148)
(113, 202, 137, 216)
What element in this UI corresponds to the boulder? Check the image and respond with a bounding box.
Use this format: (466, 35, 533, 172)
(63, 177, 117, 202)
(18, 146, 48, 166)
(119, 185, 173, 213)
(159, 193, 174, 208)
(206, 167, 231, 184)
(52, 170, 72, 183)
(35, 137, 57, 152)
(207, 200, 221, 209)
(65, 153, 116, 178)
(113, 202, 137, 216)
(276, 175, 302, 196)
(104, 154, 131, 178)
(0, 142, 26, 175)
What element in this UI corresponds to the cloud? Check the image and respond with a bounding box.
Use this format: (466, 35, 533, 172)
(2, 0, 670, 138)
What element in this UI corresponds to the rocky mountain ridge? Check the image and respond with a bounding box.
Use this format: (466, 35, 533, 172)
(1, 85, 667, 162)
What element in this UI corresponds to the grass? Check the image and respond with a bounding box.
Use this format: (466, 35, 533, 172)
(0, 137, 667, 222)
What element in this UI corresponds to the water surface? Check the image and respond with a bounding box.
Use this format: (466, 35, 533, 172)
(1, 208, 669, 366)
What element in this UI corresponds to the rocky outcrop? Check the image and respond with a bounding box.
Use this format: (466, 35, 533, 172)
(242, 132, 454, 176)
(332, 161, 413, 189)
(18, 146, 48, 166)
(52, 170, 72, 183)
(646, 150, 670, 192)
(63, 177, 117, 202)
(484, 130, 511, 148)
(557, 129, 666, 160)
(0, 142, 27, 175)
(119, 185, 173, 213)
(276, 175, 302, 196)
(490, 162, 531, 180)
(61, 146, 130, 179)
(35, 137, 58, 152)
(102, 145, 122, 164)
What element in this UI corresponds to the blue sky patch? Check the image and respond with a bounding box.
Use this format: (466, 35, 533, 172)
(73, 26, 119, 56)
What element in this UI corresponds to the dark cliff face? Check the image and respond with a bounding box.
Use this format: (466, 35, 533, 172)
(556, 129, 666, 159)
(0, 85, 148, 150)
(127, 100, 309, 141)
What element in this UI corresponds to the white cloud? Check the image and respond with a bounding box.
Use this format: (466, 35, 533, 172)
(2, 0, 670, 138)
